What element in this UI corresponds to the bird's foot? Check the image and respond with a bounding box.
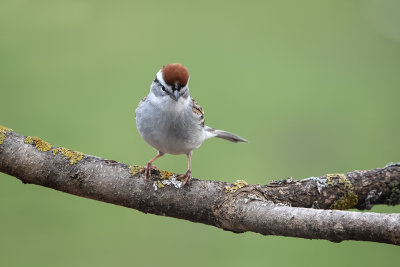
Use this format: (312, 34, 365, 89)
(140, 164, 159, 180)
(181, 169, 191, 187)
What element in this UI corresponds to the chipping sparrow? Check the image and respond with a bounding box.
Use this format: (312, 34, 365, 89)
(135, 63, 247, 186)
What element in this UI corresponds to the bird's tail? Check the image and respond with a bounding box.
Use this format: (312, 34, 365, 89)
(205, 126, 247, 143)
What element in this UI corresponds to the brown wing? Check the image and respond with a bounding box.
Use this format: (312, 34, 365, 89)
(191, 97, 205, 127)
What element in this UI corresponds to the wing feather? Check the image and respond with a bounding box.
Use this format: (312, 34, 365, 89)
(191, 97, 205, 127)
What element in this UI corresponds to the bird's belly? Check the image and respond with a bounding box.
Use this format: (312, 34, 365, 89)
(146, 128, 193, 155)
(136, 107, 204, 155)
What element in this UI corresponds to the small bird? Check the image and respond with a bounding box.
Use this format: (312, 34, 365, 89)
(135, 63, 247, 186)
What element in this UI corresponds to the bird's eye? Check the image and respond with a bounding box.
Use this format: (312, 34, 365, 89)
(161, 86, 166, 92)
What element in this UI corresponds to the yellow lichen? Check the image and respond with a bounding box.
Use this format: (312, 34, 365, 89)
(157, 180, 165, 188)
(327, 173, 359, 210)
(340, 175, 354, 191)
(52, 147, 83, 164)
(151, 170, 176, 190)
(0, 125, 13, 145)
(325, 173, 337, 185)
(0, 125, 13, 134)
(160, 170, 173, 180)
(24, 136, 52, 151)
(225, 179, 248, 193)
(129, 165, 142, 175)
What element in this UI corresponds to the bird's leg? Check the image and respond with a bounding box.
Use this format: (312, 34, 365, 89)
(181, 152, 192, 187)
(143, 151, 164, 180)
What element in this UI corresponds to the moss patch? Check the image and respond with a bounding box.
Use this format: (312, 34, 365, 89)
(225, 180, 248, 193)
(386, 182, 400, 206)
(327, 173, 359, 210)
(24, 136, 52, 151)
(0, 125, 13, 145)
(330, 191, 358, 210)
(52, 147, 83, 164)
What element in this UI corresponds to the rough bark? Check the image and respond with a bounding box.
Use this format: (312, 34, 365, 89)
(0, 127, 399, 245)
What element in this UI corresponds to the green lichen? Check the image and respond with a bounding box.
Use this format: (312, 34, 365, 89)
(24, 136, 52, 151)
(52, 147, 83, 164)
(225, 180, 248, 193)
(327, 173, 359, 210)
(330, 191, 359, 210)
(0, 125, 13, 145)
(129, 165, 142, 175)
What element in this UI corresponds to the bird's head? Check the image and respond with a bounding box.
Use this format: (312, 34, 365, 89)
(151, 63, 190, 101)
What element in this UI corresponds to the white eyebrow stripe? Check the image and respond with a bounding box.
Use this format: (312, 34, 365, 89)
(156, 70, 170, 88)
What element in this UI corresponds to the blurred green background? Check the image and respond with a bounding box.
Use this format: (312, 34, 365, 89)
(1, 0, 399, 266)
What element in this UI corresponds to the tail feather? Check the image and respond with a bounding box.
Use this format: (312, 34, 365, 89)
(205, 126, 247, 143)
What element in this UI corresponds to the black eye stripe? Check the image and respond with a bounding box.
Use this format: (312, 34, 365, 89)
(153, 77, 161, 85)
(154, 78, 167, 92)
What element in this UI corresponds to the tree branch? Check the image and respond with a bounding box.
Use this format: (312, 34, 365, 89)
(0, 126, 399, 245)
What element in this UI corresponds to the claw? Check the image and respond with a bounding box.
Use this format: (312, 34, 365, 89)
(141, 164, 159, 180)
(181, 169, 191, 187)
(142, 152, 164, 181)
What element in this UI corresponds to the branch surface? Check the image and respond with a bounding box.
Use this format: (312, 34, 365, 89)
(0, 126, 399, 245)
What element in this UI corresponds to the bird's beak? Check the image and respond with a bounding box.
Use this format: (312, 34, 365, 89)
(172, 90, 180, 101)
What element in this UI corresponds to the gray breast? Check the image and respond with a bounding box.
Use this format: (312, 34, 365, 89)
(136, 96, 205, 155)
